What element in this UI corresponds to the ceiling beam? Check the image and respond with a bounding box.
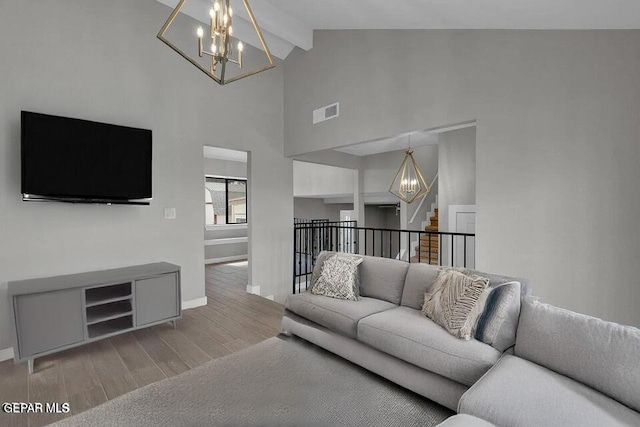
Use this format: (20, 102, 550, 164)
(231, 0, 313, 51)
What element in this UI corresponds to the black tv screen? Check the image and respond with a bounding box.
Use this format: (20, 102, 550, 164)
(21, 111, 152, 204)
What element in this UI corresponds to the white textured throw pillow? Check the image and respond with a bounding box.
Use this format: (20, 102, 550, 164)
(422, 269, 489, 340)
(311, 254, 363, 301)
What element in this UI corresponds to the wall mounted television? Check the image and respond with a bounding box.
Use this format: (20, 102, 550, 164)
(21, 111, 152, 205)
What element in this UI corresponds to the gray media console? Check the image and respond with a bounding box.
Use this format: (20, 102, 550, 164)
(8, 262, 181, 374)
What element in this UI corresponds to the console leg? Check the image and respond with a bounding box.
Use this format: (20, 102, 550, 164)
(171, 320, 176, 329)
(28, 359, 34, 375)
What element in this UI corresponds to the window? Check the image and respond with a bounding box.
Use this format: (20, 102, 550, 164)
(205, 177, 247, 225)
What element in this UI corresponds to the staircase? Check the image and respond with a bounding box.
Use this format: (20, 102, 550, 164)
(411, 208, 439, 264)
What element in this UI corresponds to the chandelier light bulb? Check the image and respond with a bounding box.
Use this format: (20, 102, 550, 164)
(238, 41, 244, 52)
(229, 25, 233, 35)
(229, 7, 233, 17)
(213, 2, 220, 11)
(223, 14, 228, 24)
(209, 8, 215, 18)
(197, 27, 204, 37)
(211, 43, 217, 53)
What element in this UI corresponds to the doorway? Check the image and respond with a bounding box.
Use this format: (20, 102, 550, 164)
(203, 146, 251, 293)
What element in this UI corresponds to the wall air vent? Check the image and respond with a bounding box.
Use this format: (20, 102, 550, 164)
(313, 102, 340, 124)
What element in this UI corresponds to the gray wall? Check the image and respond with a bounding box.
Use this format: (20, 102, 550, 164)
(204, 157, 247, 179)
(0, 0, 292, 352)
(294, 198, 352, 221)
(205, 243, 247, 262)
(438, 127, 476, 233)
(284, 30, 640, 327)
(293, 161, 354, 198)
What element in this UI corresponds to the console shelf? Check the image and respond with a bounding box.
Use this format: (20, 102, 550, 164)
(8, 262, 181, 374)
(86, 299, 133, 325)
(85, 282, 132, 305)
(88, 316, 134, 339)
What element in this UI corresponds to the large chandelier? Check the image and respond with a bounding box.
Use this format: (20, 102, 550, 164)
(388, 136, 430, 204)
(158, 0, 275, 85)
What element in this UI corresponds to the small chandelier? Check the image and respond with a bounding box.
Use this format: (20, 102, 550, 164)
(158, 0, 275, 85)
(388, 136, 430, 204)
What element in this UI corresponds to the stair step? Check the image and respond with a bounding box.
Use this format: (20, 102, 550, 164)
(410, 256, 439, 264)
(415, 247, 439, 254)
(420, 233, 439, 239)
(419, 241, 439, 246)
(424, 226, 439, 232)
(418, 239, 439, 245)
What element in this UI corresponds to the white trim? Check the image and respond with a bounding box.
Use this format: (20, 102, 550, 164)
(246, 284, 260, 295)
(0, 347, 14, 363)
(182, 296, 208, 310)
(205, 255, 248, 265)
(205, 237, 248, 246)
(425, 120, 477, 134)
(448, 205, 477, 234)
(448, 204, 476, 268)
(264, 295, 275, 301)
(205, 224, 248, 231)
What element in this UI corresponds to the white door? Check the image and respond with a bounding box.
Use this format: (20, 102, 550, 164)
(449, 205, 476, 269)
(339, 210, 355, 253)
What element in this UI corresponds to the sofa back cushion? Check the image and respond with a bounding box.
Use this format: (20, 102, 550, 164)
(515, 297, 640, 412)
(401, 264, 531, 307)
(401, 263, 441, 310)
(401, 265, 531, 352)
(311, 252, 408, 305)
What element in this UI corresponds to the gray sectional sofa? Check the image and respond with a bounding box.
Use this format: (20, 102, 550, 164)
(282, 251, 531, 411)
(282, 251, 640, 426)
(458, 297, 640, 426)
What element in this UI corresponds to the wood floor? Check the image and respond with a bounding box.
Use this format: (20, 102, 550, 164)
(0, 261, 284, 427)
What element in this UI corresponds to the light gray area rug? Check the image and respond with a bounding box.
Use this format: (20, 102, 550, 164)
(55, 335, 453, 427)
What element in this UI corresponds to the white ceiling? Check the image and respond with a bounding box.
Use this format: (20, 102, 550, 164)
(156, 0, 312, 59)
(156, 1, 640, 60)
(264, 0, 640, 30)
(203, 146, 247, 162)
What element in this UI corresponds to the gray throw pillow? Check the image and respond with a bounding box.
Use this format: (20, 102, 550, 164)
(422, 269, 489, 340)
(311, 254, 363, 300)
(473, 281, 521, 352)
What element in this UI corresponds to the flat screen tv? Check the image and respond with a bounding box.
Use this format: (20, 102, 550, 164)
(21, 111, 152, 205)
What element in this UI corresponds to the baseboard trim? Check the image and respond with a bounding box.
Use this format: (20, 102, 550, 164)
(0, 346, 14, 362)
(182, 296, 208, 310)
(246, 284, 260, 295)
(204, 255, 247, 265)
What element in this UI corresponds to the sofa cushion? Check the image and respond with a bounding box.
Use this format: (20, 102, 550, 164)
(459, 355, 640, 427)
(437, 415, 496, 427)
(515, 298, 640, 413)
(473, 281, 521, 352)
(312, 251, 409, 305)
(285, 292, 396, 339)
(401, 263, 441, 309)
(311, 253, 363, 300)
(422, 270, 489, 340)
(400, 264, 531, 308)
(358, 306, 501, 386)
